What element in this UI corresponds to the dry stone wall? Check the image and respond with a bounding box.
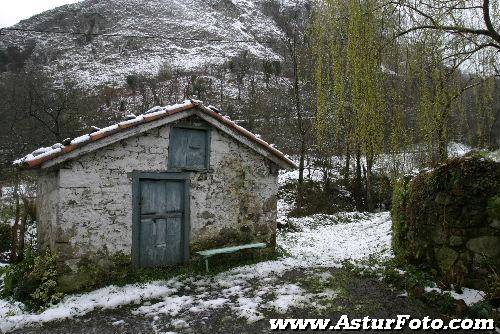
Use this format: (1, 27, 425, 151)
(392, 155, 500, 291)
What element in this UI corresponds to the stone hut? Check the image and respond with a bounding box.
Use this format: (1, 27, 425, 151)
(15, 100, 296, 271)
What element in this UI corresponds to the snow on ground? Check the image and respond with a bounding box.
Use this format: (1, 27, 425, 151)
(278, 212, 392, 265)
(448, 142, 472, 158)
(0, 210, 392, 333)
(0, 148, 485, 332)
(487, 149, 500, 162)
(424, 286, 486, 306)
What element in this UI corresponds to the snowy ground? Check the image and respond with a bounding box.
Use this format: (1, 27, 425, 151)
(0, 211, 393, 333)
(1, 144, 492, 333)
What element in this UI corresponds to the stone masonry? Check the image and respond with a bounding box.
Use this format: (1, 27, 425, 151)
(392, 155, 500, 291)
(36, 115, 279, 273)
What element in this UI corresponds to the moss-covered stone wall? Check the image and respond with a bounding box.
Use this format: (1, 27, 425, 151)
(392, 155, 500, 291)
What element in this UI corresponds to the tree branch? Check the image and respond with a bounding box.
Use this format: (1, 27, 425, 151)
(483, 0, 500, 44)
(396, 24, 494, 40)
(390, 0, 500, 51)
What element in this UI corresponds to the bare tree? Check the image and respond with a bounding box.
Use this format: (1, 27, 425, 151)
(274, 2, 314, 210)
(391, 0, 500, 73)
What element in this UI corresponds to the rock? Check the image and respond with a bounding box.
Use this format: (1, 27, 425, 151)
(432, 227, 448, 245)
(487, 196, 500, 220)
(392, 156, 500, 290)
(435, 193, 452, 205)
(492, 308, 500, 324)
(435, 247, 458, 271)
(490, 219, 500, 229)
(458, 251, 471, 265)
(466, 236, 500, 258)
(449, 235, 464, 246)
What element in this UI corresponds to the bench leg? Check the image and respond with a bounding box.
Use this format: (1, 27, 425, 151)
(205, 258, 209, 273)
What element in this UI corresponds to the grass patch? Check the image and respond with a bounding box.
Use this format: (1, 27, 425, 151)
(297, 268, 382, 315)
(75, 247, 284, 293)
(345, 257, 497, 319)
(1, 247, 283, 312)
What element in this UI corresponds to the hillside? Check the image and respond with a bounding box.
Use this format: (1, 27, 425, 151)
(0, 0, 303, 88)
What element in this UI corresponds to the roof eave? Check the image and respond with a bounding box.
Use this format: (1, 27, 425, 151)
(14, 100, 297, 171)
(193, 103, 297, 170)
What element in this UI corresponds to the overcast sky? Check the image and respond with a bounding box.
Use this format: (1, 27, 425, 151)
(0, 1, 81, 28)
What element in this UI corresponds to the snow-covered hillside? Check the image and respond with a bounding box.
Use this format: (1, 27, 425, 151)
(0, 0, 304, 88)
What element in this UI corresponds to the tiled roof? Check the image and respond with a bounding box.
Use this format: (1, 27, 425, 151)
(14, 100, 297, 170)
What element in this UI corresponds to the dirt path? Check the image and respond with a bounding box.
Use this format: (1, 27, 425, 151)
(12, 267, 482, 334)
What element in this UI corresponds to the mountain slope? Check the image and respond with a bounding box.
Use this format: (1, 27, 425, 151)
(0, 0, 298, 88)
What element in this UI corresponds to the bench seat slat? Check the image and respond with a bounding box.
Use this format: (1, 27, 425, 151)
(196, 242, 266, 257)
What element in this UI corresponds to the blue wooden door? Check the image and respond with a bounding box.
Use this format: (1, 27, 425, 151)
(139, 179, 184, 267)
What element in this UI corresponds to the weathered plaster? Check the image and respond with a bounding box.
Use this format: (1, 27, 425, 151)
(36, 170, 59, 251)
(36, 115, 278, 269)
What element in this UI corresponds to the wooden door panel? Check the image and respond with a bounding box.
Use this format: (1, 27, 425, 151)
(164, 181, 183, 212)
(166, 217, 182, 264)
(169, 128, 188, 168)
(186, 129, 206, 168)
(168, 127, 208, 169)
(139, 179, 185, 267)
(140, 180, 167, 215)
(139, 218, 154, 267)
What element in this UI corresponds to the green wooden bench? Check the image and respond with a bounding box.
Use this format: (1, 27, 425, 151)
(196, 242, 267, 272)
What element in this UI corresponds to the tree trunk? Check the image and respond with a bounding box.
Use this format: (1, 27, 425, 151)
(290, 35, 307, 211)
(344, 145, 351, 187)
(366, 152, 374, 212)
(307, 156, 311, 180)
(296, 139, 306, 209)
(353, 149, 363, 211)
(437, 119, 448, 163)
(10, 173, 21, 263)
(18, 201, 27, 262)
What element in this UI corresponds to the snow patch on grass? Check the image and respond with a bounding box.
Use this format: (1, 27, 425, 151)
(0, 210, 393, 332)
(0, 283, 177, 333)
(266, 284, 307, 314)
(232, 296, 265, 323)
(279, 212, 393, 266)
(424, 286, 485, 306)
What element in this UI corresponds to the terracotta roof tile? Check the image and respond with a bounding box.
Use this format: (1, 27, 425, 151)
(14, 100, 297, 170)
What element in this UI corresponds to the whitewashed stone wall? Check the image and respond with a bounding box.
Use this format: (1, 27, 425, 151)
(37, 115, 278, 270)
(36, 170, 59, 251)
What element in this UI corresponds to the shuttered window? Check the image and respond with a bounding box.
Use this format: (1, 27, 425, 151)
(168, 127, 209, 170)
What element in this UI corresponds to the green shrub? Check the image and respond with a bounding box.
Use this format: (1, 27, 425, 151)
(467, 300, 494, 319)
(286, 179, 355, 217)
(0, 223, 12, 258)
(73, 252, 135, 290)
(390, 176, 411, 259)
(420, 290, 456, 314)
(487, 195, 500, 221)
(3, 250, 63, 310)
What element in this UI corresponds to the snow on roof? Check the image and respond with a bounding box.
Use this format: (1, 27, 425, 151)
(14, 100, 297, 170)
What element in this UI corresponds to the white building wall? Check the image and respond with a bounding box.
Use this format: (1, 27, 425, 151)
(36, 116, 278, 269)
